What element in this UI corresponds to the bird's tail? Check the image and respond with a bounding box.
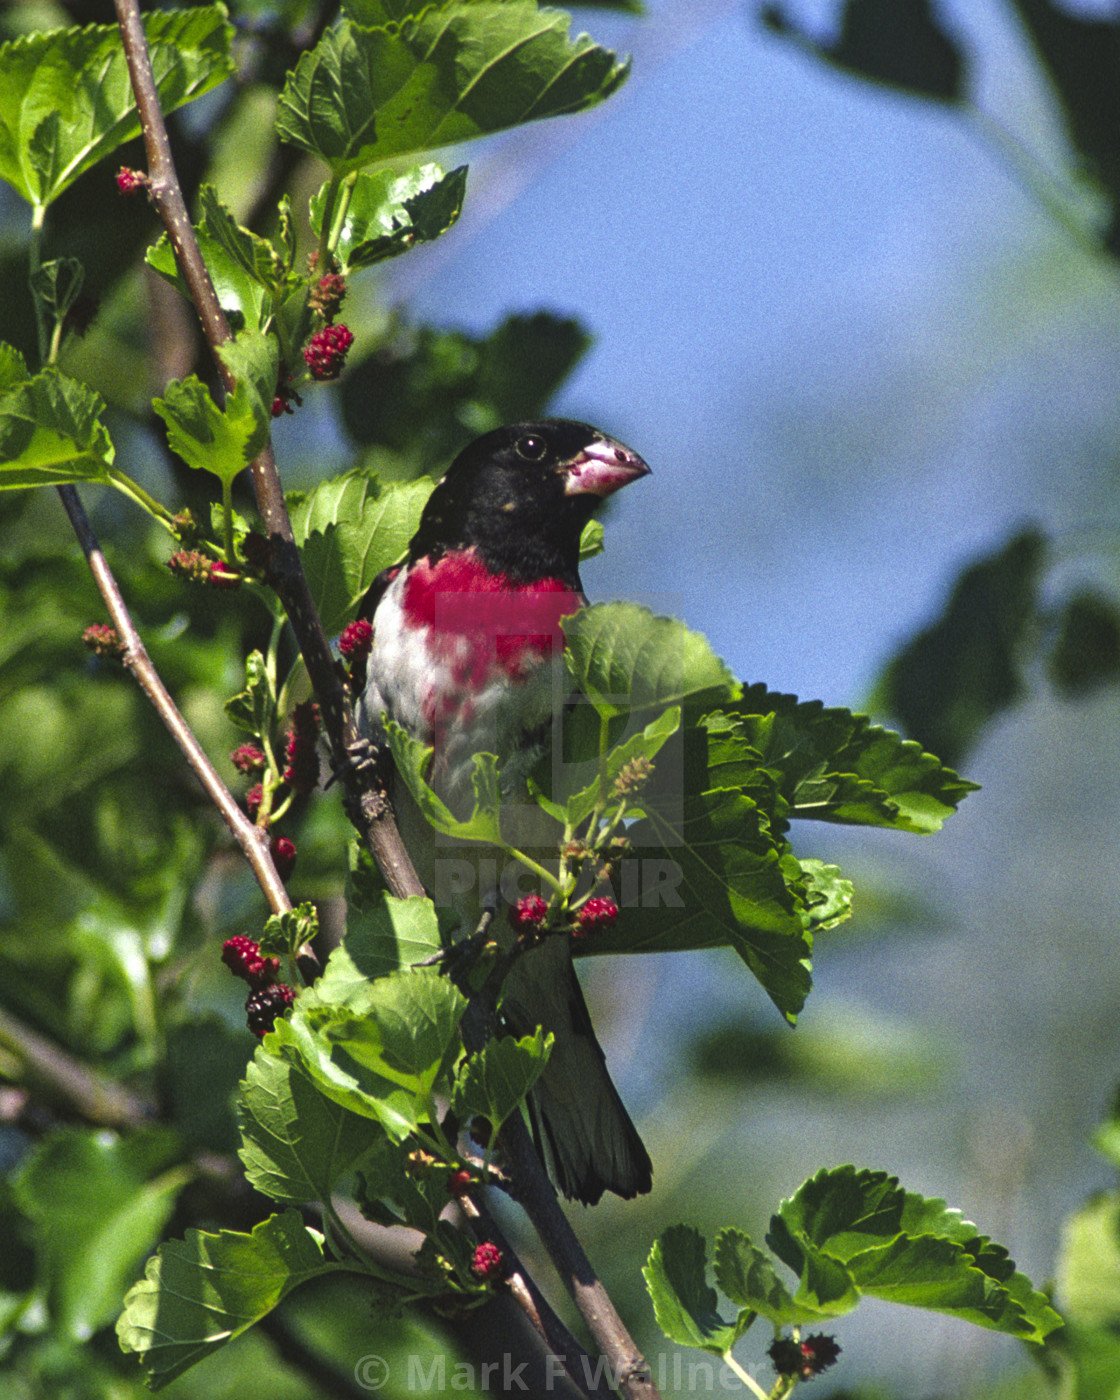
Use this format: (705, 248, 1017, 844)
(500, 934, 652, 1206)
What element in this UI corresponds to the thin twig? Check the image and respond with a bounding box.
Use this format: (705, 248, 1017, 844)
(461, 1191, 614, 1400)
(499, 1114, 663, 1400)
(57, 483, 292, 915)
(112, 0, 424, 901)
(0, 1003, 154, 1131)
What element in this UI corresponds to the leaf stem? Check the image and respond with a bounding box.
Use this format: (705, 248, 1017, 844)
(28, 203, 49, 367)
(721, 1353, 768, 1400)
(105, 466, 178, 529)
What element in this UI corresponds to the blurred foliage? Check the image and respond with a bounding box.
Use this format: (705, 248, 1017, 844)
(0, 0, 1116, 1396)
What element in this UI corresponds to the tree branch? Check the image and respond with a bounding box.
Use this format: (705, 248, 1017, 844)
(500, 1113, 663, 1400)
(112, 0, 424, 901)
(57, 483, 292, 915)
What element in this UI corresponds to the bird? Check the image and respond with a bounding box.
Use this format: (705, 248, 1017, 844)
(356, 418, 653, 1205)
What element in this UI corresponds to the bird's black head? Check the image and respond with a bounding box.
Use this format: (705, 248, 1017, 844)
(408, 419, 651, 586)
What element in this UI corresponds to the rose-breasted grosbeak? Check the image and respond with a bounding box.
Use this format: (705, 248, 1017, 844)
(357, 419, 653, 1205)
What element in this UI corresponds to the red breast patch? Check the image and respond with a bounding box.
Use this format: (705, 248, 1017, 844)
(402, 551, 581, 683)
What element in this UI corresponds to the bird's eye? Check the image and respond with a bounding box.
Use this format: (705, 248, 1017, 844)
(515, 434, 547, 461)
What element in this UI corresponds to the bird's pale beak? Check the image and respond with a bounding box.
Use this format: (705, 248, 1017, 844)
(562, 434, 651, 498)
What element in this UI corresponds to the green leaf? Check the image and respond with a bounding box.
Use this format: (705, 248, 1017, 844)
(30, 256, 85, 327)
(116, 1212, 344, 1387)
(276, 965, 466, 1138)
(260, 903, 319, 959)
(592, 784, 814, 1023)
(14, 1127, 190, 1341)
(339, 886, 445, 980)
(721, 686, 978, 833)
(564, 603, 738, 720)
(384, 719, 504, 844)
(224, 650, 277, 738)
(354, 1133, 457, 1238)
(452, 1028, 552, 1131)
(237, 1048, 377, 1204)
(312, 163, 468, 271)
(147, 227, 271, 330)
(153, 331, 277, 488)
(276, 6, 629, 175)
(870, 527, 1045, 768)
(198, 185, 293, 295)
(0, 343, 28, 394)
(0, 8, 233, 208)
(766, 1166, 1063, 1342)
(543, 704, 681, 829)
(713, 1228, 798, 1329)
(1055, 1190, 1120, 1329)
(290, 470, 432, 635)
(0, 366, 114, 490)
(643, 1225, 740, 1355)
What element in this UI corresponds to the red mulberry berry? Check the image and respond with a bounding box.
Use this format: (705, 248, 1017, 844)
(221, 935, 280, 989)
(116, 167, 147, 194)
(208, 560, 242, 590)
(245, 983, 295, 1037)
(508, 895, 549, 934)
(573, 897, 618, 940)
(470, 1241, 504, 1282)
(338, 618, 374, 662)
(447, 1168, 474, 1198)
(303, 323, 354, 381)
(231, 744, 266, 775)
(270, 835, 297, 883)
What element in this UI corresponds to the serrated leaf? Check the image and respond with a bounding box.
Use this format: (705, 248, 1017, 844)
(643, 1225, 739, 1355)
(724, 685, 977, 833)
(0, 8, 233, 208)
(766, 1165, 1062, 1342)
(153, 332, 276, 488)
(291, 471, 432, 635)
(237, 1049, 376, 1204)
(545, 704, 681, 829)
(116, 1212, 343, 1387)
(588, 784, 814, 1023)
(339, 888, 445, 980)
(384, 719, 505, 844)
(14, 1127, 189, 1342)
(276, 6, 628, 175)
(564, 603, 738, 719)
(452, 1029, 552, 1131)
(312, 163, 468, 271)
(224, 650, 277, 738)
(713, 1228, 798, 1329)
(0, 365, 114, 489)
(199, 185, 292, 294)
